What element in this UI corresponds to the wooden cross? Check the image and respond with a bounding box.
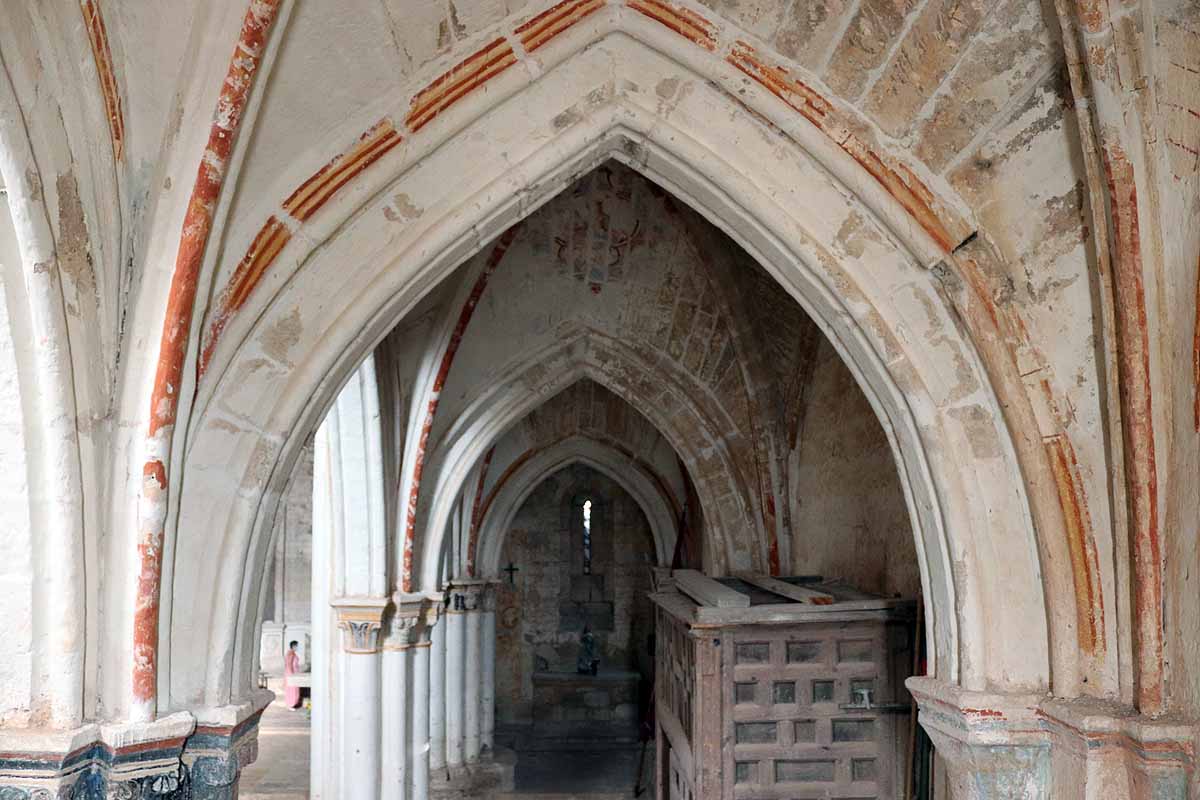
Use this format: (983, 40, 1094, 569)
(503, 562, 520, 585)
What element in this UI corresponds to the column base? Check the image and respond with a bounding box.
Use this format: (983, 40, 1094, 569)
(431, 747, 516, 800)
(908, 677, 1198, 800)
(0, 693, 270, 799)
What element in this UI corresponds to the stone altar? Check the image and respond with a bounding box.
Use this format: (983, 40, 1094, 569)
(531, 669, 641, 744)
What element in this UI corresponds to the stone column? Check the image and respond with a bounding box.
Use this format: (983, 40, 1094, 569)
(410, 599, 440, 799)
(333, 597, 389, 800)
(430, 608, 447, 773)
(481, 583, 497, 754)
(444, 590, 467, 768)
(313, 356, 389, 798)
(381, 602, 422, 800)
(463, 583, 485, 763)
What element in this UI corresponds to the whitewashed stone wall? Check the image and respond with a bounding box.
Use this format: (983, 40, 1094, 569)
(790, 338, 920, 598)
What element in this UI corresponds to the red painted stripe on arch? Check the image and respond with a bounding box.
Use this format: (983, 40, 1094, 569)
(401, 225, 521, 592)
(727, 41, 830, 126)
(726, 40, 956, 254)
(405, 38, 517, 132)
(132, 0, 281, 712)
(1046, 433, 1101, 653)
(200, 121, 402, 379)
(626, 0, 716, 50)
(201, 0, 972, 388)
(1101, 142, 1161, 713)
(466, 446, 496, 577)
(1193, 250, 1200, 432)
(282, 120, 403, 221)
(516, 0, 605, 52)
(80, 0, 125, 163)
(198, 216, 291, 376)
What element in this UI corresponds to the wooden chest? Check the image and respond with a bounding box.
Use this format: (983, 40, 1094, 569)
(653, 573, 916, 800)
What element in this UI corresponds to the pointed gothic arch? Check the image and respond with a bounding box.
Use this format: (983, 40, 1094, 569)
(413, 333, 742, 586)
(161, 24, 1076, 717)
(472, 434, 680, 578)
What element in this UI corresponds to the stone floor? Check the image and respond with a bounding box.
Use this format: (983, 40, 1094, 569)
(238, 706, 652, 799)
(240, 702, 311, 799)
(508, 745, 650, 798)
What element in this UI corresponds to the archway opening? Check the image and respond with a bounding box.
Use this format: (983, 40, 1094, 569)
(493, 464, 658, 793)
(238, 160, 938, 798)
(176, 44, 1059, 729)
(240, 439, 316, 797)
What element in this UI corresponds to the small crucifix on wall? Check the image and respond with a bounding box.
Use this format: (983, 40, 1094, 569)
(503, 561, 520, 585)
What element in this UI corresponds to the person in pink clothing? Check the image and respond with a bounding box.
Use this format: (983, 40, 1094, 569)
(284, 640, 302, 709)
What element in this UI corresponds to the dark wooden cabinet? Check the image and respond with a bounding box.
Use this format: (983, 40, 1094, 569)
(653, 574, 916, 800)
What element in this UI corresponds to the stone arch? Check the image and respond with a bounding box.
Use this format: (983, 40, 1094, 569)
(165, 26, 1068, 712)
(415, 331, 757, 584)
(474, 434, 679, 577)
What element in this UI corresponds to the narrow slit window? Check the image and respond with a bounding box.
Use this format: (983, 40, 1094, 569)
(582, 498, 593, 575)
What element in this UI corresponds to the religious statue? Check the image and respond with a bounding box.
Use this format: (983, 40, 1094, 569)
(577, 625, 599, 675)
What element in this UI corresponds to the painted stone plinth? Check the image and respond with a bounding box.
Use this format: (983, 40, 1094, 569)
(908, 677, 1199, 800)
(0, 711, 261, 800)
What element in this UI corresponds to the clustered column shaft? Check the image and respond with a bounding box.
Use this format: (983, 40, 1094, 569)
(320, 596, 441, 800)
(380, 612, 413, 800)
(443, 598, 466, 768)
(316, 581, 495, 799)
(481, 591, 497, 753)
(464, 592, 483, 762)
(410, 628, 433, 799)
(429, 616, 446, 772)
(433, 580, 498, 783)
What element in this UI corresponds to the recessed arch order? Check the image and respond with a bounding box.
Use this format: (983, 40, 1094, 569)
(473, 433, 680, 579)
(417, 330, 758, 584)
(170, 13, 1064, 713)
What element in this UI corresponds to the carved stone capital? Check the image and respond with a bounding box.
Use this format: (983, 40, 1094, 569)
(382, 594, 436, 650)
(461, 584, 484, 612)
(447, 580, 487, 614)
(418, 596, 445, 645)
(331, 596, 390, 654)
(480, 581, 499, 613)
(381, 614, 420, 651)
